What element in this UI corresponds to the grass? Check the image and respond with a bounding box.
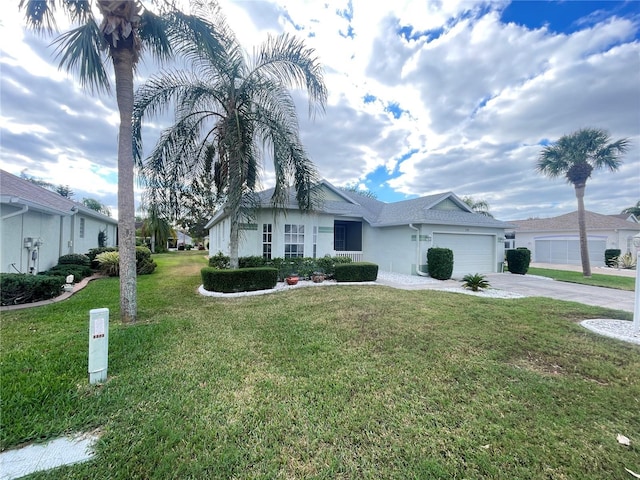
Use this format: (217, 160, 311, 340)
(1, 251, 639, 479)
(527, 267, 636, 291)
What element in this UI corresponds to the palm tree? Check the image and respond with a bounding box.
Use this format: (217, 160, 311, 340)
(19, 1, 225, 323)
(139, 207, 175, 253)
(621, 201, 640, 217)
(536, 127, 630, 277)
(462, 196, 494, 218)
(133, 28, 327, 268)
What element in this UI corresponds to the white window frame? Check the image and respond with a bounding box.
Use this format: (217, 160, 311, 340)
(262, 223, 272, 259)
(284, 224, 304, 258)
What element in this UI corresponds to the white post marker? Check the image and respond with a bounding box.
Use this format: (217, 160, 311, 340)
(88, 308, 109, 384)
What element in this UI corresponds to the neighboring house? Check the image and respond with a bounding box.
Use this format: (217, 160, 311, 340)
(206, 180, 513, 278)
(1, 170, 117, 274)
(508, 210, 640, 267)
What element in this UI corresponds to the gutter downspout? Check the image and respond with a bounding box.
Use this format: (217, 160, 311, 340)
(1, 204, 28, 220)
(409, 223, 430, 276)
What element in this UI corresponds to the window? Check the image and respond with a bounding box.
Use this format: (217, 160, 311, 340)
(284, 224, 304, 258)
(262, 224, 272, 259)
(79, 218, 85, 239)
(313, 226, 318, 258)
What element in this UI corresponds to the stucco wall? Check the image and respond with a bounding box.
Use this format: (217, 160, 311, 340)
(1, 207, 63, 274)
(1, 206, 117, 274)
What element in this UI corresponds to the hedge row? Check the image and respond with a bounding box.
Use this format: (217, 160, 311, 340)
(201, 267, 278, 293)
(334, 262, 379, 282)
(1, 274, 65, 306)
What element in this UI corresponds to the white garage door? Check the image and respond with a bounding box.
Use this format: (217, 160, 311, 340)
(432, 233, 496, 277)
(534, 239, 606, 266)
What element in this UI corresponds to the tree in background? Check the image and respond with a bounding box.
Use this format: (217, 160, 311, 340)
(340, 184, 378, 199)
(82, 198, 112, 216)
(20, 0, 225, 323)
(138, 206, 175, 253)
(20, 171, 75, 199)
(621, 201, 640, 217)
(536, 127, 630, 277)
(133, 17, 327, 268)
(462, 196, 494, 217)
(55, 185, 74, 198)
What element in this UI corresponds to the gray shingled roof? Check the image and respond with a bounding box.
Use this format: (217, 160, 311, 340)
(510, 210, 640, 232)
(244, 179, 512, 229)
(1, 170, 116, 223)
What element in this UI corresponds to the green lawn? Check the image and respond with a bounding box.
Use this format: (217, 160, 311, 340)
(1, 251, 638, 479)
(527, 267, 636, 291)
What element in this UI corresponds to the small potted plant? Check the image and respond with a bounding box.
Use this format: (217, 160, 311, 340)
(311, 270, 325, 283)
(285, 273, 299, 285)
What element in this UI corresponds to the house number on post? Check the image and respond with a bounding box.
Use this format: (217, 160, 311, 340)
(88, 308, 109, 384)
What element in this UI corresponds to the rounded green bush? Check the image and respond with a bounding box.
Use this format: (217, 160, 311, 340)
(427, 248, 453, 280)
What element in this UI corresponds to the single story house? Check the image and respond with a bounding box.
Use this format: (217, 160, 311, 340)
(508, 210, 640, 267)
(1, 169, 118, 274)
(206, 180, 514, 278)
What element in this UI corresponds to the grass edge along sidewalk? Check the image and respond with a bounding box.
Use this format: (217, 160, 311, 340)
(1, 251, 638, 479)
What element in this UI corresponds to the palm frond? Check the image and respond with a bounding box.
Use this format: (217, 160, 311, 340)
(19, 0, 58, 33)
(138, 9, 173, 63)
(252, 32, 327, 118)
(52, 19, 110, 93)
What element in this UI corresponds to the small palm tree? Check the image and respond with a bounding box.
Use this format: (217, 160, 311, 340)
(462, 196, 494, 217)
(536, 128, 630, 277)
(461, 273, 490, 292)
(133, 25, 327, 269)
(19, 1, 225, 323)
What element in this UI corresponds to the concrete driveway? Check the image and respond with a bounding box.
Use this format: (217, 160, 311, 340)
(485, 272, 635, 313)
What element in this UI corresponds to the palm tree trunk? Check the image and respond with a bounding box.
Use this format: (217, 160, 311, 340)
(229, 216, 240, 269)
(113, 47, 137, 323)
(575, 184, 592, 277)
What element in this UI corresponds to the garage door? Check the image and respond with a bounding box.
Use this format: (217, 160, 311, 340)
(534, 239, 606, 266)
(432, 233, 495, 277)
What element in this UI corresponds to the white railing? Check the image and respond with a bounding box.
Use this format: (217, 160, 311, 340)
(335, 251, 363, 262)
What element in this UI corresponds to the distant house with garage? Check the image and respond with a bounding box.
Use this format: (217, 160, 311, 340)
(0, 169, 117, 274)
(508, 210, 640, 267)
(206, 180, 513, 278)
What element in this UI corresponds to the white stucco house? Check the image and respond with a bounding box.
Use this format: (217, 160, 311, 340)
(508, 210, 640, 267)
(1, 170, 118, 274)
(206, 180, 514, 278)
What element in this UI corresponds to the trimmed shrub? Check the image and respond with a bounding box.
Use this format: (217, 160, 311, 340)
(334, 262, 378, 282)
(201, 267, 278, 293)
(314, 255, 352, 279)
(58, 253, 90, 266)
(427, 248, 454, 280)
(239, 256, 266, 268)
(506, 248, 531, 275)
(605, 249, 621, 268)
(40, 264, 93, 281)
(209, 252, 231, 269)
(1, 273, 65, 306)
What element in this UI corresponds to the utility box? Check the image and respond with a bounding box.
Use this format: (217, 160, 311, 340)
(88, 308, 109, 384)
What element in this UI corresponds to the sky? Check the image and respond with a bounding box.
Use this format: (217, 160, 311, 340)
(1, 0, 639, 221)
